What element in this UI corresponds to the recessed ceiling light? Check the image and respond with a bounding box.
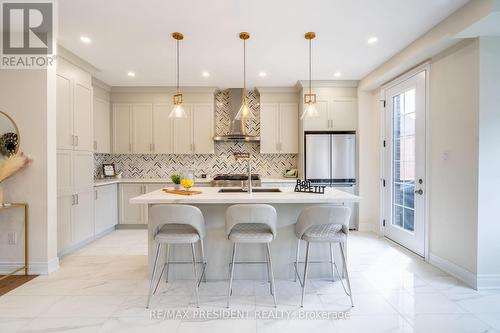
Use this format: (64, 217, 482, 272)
(127, 72, 136, 77)
(80, 36, 91, 44)
(202, 71, 210, 77)
(367, 36, 378, 44)
(259, 72, 267, 77)
(334, 72, 342, 77)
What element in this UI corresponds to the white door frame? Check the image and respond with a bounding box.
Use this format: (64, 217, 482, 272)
(379, 62, 431, 261)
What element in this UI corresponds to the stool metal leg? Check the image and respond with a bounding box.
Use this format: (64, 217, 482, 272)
(146, 243, 162, 308)
(191, 243, 200, 308)
(200, 240, 207, 283)
(301, 241, 311, 308)
(266, 243, 277, 308)
(265, 244, 271, 289)
(339, 242, 354, 307)
(227, 242, 237, 308)
(294, 239, 300, 282)
(164, 244, 170, 283)
(330, 243, 335, 282)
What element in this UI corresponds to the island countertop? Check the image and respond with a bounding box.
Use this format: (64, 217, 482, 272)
(130, 186, 360, 204)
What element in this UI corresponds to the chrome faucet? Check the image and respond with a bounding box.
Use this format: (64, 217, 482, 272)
(234, 152, 252, 194)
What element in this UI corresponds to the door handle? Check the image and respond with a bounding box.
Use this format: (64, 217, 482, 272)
(75, 136, 79, 147)
(415, 189, 423, 195)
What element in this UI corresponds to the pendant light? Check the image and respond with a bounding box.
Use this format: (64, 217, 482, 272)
(168, 32, 187, 118)
(235, 32, 255, 120)
(301, 32, 319, 120)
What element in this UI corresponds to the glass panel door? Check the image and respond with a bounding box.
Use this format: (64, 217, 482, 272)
(384, 70, 426, 257)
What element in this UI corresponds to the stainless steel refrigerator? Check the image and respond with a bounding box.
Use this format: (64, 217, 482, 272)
(304, 131, 358, 229)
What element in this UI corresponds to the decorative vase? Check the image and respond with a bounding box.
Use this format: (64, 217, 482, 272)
(174, 184, 181, 190)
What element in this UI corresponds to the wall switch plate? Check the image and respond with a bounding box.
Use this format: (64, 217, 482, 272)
(7, 232, 17, 245)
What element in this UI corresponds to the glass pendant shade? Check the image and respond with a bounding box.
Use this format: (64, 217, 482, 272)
(235, 96, 255, 120)
(300, 102, 319, 120)
(168, 103, 187, 118)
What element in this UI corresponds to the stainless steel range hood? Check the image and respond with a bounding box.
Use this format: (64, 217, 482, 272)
(213, 89, 260, 142)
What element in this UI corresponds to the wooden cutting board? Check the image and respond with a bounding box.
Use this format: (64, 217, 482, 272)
(162, 188, 202, 196)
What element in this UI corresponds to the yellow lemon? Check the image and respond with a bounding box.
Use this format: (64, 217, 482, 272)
(181, 179, 194, 189)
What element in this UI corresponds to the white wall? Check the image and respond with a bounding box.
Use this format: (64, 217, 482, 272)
(477, 37, 500, 286)
(0, 69, 58, 274)
(429, 39, 480, 275)
(357, 89, 381, 231)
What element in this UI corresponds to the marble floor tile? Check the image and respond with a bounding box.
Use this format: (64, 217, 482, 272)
(17, 317, 107, 333)
(333, 314, 415, 333)
(38, 295, 128, 318)
(385, 291, 467, 315)
(257, 319, 337, 333)
(99, 316, 180, 333)
(407, 313, 494, 333)
(0, 295, 63, 318)
(177, 319, 256, 333)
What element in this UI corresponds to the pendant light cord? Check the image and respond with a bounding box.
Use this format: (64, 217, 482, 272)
(176, 38, 180, 93)
(243, 38, 246, 92)
(309, 38, 312, 96)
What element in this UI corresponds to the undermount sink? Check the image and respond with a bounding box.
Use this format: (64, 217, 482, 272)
(218, 188, 282, 193)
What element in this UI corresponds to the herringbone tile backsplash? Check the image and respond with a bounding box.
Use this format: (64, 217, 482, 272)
(95, 89, 297, 178)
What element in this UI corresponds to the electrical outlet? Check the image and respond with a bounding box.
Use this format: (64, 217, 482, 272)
(7, 232, 17, 245)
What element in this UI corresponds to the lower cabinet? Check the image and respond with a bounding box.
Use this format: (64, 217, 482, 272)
(94, 184, 118, 235)
(57, 189, 95, 255)
(119, 183, 166, 225)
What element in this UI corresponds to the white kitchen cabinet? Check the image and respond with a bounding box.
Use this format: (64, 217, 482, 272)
(94, 184, 118, 235)
(192, 103, 214, 154)
(72, 190, 94, 244)
(57, 150, 73, 196)
(330, 99, 357, 130)
(73, 151, 94, 192)
(57, 195, 73, 254)
(56, 74, 73, 150)
(113, 104, 132, 153)
(173, 104, 193, 154)
(152, 104, 173, 153)
(119, 184, 145, 224)
(303, 98, 357, 131)
(73, 83, 94, 151)
(260, 103, 298, 154)
(93, 97, 111, 153)
(132, 104, 153, 153)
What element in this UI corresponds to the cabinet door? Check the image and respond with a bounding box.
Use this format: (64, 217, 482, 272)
(279, 103, 299, 153)
(260, 103, 280, 153)
(173, 104, 193, 154)
(72, 190, 94, 244)
(73, 82, 94, 151)
(94, 184, 118, 235)
(132, 104, 153, 153)
(142, 183, 165, 224)
(57, 194, 73, 254)
(119, 184, 145, 224)
(56, 74, 73, 150)
(113, 104, 132, 153)
(192, 104, 214, 154)
(303, 99, 329, 130)
(93, 97, 111, 153)
(57, 150, 73, 196)
(73, 151, 94, 192)
(331, 99, 357, 130)
(152, 104, 173, 153)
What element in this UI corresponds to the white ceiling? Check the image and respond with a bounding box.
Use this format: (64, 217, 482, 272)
(58, 0, 469, 87)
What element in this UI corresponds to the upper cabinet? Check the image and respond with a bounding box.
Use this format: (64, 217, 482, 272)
(56, 58, 93, 152)
(260, 102, 299, 154)
(112, 102, 214, 154)
(302, 97, 357, 131)
(93, 94, 111, 153)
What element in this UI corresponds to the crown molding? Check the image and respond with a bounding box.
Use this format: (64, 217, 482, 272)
(57, 45, 101, 75)
(92, 77, 111, 92)
(110, 86, 218, 94)
(296, 80, 359, 89)
(256, 86, 300, 94)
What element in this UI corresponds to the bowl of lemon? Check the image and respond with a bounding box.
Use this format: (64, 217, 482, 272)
(180, 179, 194, 191)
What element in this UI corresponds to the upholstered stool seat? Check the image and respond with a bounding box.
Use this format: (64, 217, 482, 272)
(302, 224, 346, 243)
(155, 224, 200, 244)
(228, 223, 274, 243)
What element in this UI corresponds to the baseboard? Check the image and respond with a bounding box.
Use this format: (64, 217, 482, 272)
(477, 274, 500, 290)
(0, 257, 59, 275)
(429, 253, 477, 289)
(58, 226, 116, 259)
(116, 224, 147, 230)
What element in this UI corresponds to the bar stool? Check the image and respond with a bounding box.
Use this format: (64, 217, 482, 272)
(225, 204, 277, 308)
(294, 205, 354, 307)
(146, 205, 207, 308)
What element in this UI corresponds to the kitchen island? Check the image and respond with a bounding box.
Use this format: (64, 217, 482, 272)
(130, 186, 360, 280)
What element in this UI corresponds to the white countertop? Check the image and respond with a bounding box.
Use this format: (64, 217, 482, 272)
(94, 177, 299, 187)
(129, 186, 359, 204)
